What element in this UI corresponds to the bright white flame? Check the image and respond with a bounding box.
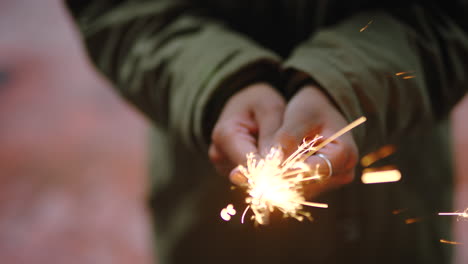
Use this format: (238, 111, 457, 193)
(239, 138, 328, 225)
(220, 204, 237, 221)
(439, 208, 468, 221)
(361, 169, 401, 184)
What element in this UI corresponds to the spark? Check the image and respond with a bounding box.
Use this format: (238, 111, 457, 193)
(241, 205, 251, 224)
(222, 117, 366, 225)
(361, 168, 401, 184)
(360, 145, 396, 167)
(439, 208, 468, 221)
(220, 204, 237, 221)
(392, 208, 407, 215)
(440, 239, 463, 245)
(395, 71, 409, 76)
(405, 217, 422, 224)
(360, 20, 373, 32)
(240, 139, 327, 225)
(394, 71, 416, 79)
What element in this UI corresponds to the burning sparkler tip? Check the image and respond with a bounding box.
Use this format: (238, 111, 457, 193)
(223, 117, 366, 225)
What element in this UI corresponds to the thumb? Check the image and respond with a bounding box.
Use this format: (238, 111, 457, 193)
(254, 99, 285, 156)
(210, 117, 258, 167)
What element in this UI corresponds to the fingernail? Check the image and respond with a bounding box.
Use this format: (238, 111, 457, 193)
(229, 168, 247, 186)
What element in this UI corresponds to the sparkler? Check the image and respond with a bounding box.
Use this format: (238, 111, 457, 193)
(221, 117, 366, 225)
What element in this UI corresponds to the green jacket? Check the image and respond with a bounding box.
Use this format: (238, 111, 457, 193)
(74, 0, 468, 263)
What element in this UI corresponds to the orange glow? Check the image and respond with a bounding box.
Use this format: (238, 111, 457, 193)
(360, 20, 373, 32)
(361, 169, 401, 184)
(360, 145, 396, 167)
(392, 208, 407, 215)
(405, 218, 422, 224)
(403, 75, 416, 79)
(440, 239, 463, 245)
(395, 71, 415, 76)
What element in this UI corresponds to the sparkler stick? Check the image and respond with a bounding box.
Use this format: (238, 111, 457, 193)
(221, 117, 367, 225)
(438, 213, 467, 216)
(299, 116, 367, 159)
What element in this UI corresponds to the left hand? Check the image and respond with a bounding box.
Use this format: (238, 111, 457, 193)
(209, 82, 286, 180)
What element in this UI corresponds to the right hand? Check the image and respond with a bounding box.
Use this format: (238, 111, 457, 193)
(265, 85, 359, 199)
(208, 83, 286, 182)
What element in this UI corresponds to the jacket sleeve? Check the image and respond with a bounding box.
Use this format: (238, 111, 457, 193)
(283, 4, 468, 154)
(77, 0, 281, 151)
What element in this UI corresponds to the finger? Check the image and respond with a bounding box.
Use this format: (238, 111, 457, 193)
(271, 122, 317, 158)
(211, 118, 258, 168)
(302, 169, 356, 200)
(269, 108, 323, 158)
(208, 143, 223, 164)
(253, 98, 285, 156)
(303, 155, 333, 180)
(301, 140, 357, 199)
(270, 86, 339, 153)
(209, 144, 249, 186)
(229, 167, 248, 186)
(208, 144, 233, 176)
(305, 132, 357, 185)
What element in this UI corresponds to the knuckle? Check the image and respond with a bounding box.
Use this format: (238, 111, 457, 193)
(338, 171, 355, 185)
(211, 123, 228, 145)
(208, 145, 220, 163)
(273, 130, 297, 150)
(211, 123, 240, 153)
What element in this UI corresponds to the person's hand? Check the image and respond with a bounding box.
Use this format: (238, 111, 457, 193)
(267, 85, 358, 198)
(0, 1, 153, 263)
(224, 84, 358, 199)
(208, 83, 286, 181)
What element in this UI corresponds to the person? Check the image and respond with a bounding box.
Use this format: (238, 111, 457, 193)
(70, 0, 468, 263)
(0, 0, 153, 263)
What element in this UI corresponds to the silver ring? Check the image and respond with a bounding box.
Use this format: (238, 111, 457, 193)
(316, 153, 333, 179)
